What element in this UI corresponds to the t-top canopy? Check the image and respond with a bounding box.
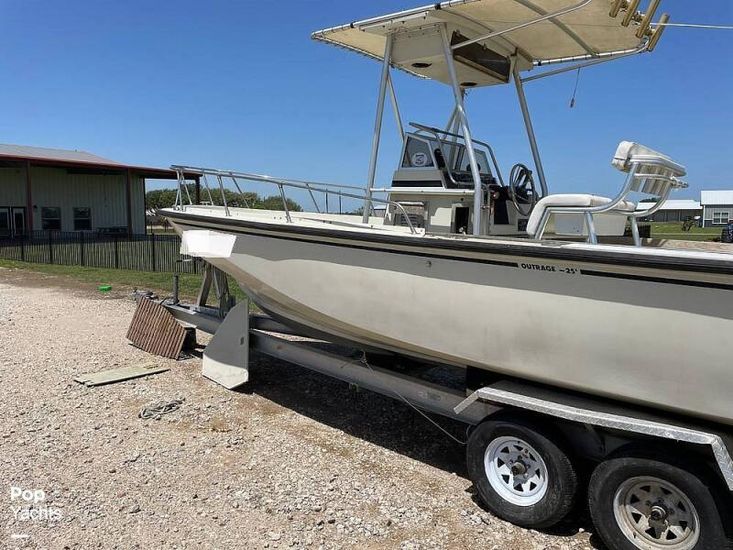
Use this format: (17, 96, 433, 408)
(312, 0, 667, 87)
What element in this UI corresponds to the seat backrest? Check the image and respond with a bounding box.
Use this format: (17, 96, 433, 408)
(611, 141, 687, 197)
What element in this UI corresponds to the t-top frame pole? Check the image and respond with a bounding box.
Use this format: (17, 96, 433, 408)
(512, 61, 549, 197)
(440, 24, 484, 236)
(362, 34, 394, 224)
(387, 72, 404, 141)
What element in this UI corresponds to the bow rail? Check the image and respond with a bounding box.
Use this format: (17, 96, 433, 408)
(170, 166, 420, 235)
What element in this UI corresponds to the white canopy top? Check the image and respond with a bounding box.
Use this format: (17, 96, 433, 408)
(312, 0, 663, 87)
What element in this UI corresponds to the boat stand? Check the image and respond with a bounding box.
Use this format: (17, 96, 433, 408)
(162, 289, 496, 424)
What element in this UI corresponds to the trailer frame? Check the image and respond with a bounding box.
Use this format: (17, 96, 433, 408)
(161, 293, 733, 492)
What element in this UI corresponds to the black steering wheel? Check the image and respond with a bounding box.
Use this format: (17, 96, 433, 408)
(509, 163, 538, 217)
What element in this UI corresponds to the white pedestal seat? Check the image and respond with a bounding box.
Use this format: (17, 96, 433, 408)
(526, 141, 688, 245)
(526, 194, 637, 238)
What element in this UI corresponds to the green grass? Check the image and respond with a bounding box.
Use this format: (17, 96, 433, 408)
(148, 226, 177, 234)
(647, 222, 720, 242)
(0, 259, 246, 302)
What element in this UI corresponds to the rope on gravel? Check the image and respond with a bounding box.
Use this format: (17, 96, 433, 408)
(139, 398, 184, 420)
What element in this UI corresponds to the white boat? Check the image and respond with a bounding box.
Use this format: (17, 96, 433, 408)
(160, 0, 733, 425)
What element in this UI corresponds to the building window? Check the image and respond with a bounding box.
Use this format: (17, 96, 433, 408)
(73, 207, 92, 231)
(712, 209, 731, 225)
(41, 207, 61, 231)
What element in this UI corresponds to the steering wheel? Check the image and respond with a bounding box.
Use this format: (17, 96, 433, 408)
(509, 163, 538, 217)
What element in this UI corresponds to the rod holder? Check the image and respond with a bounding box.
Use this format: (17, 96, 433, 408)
(647, 13, 669, 51)
(609, 0, 625, 18)
(621, 0, 640, 26)
(636, 0, 660, 38)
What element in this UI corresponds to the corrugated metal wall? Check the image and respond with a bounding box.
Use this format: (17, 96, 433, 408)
(0, 166, 145, 233)
(702, 206, 733, 228)
(646, 209, 701, 223)
(129, 174, 145, 234)
(0, 167, 26, 205)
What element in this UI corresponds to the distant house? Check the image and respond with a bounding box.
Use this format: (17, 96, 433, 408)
(701, 190, 733, 228)
(636, 199, 702, 223)
(0, 143, 190, 238)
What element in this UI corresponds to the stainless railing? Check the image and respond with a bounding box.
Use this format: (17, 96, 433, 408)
(170, 166, 420, 234)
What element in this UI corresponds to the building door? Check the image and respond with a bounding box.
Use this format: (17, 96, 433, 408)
(12, 207, 25, 237)
(0, 208, 10, 238)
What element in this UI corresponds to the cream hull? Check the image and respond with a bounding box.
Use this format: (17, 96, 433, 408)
(165, 208, 733, 425)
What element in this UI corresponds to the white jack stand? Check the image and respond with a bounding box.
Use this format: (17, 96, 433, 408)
(201, 297, 250, 389)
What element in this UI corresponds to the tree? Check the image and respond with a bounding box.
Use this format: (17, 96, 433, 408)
(214, 189, 259, 208)
(260, 195, 302, 212)
(145, 187, 302, 212)
(145, 188, 179, 211)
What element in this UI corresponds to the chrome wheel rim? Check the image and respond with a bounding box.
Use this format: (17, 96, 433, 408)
(613, 476, 700, 549)
(484, 435, 549, 506)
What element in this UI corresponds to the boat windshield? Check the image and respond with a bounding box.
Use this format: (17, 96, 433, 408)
(449, 142, 491, 175)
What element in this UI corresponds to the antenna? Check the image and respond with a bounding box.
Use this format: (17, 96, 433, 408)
(655, 23, 733, 30)
(648, 17, 733, 50)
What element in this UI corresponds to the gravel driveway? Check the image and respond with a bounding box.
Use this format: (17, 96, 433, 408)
(0, 268, 596, 549)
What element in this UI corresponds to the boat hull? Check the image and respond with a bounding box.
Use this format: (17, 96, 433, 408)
(167, 211, 733, 425)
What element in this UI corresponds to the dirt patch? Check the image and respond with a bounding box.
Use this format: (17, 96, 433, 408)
(0, 275, 596, 549)
(0, 265, 133, 299)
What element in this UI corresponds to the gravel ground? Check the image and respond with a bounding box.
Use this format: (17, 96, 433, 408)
(0, 268, 598, 549)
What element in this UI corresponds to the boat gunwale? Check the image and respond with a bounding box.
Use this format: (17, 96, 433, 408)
(160, 208, 733, 278)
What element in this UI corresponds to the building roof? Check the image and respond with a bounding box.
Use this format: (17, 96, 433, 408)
(0, 143, 188, 180)
(0, 143, 124, 166)
(636, 199, 702, 212)
(701, 190, 733, 206)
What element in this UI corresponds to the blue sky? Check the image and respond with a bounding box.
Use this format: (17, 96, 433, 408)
(1, 0, 731, 205)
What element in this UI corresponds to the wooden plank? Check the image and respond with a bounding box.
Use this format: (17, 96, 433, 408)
(126, 298, 187, 359)
(74, 364, 169, 387)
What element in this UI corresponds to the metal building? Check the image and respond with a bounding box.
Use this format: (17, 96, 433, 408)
(701, 190, 733, 228)
(0, 144, 180, 237)
(635, 199, 702, 223)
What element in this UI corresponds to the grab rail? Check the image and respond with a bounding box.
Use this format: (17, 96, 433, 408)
(170, 166, 420, 235)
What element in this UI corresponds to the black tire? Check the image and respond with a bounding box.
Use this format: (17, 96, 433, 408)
(589, 457, 731, 550)
(466, 415, 577, 528)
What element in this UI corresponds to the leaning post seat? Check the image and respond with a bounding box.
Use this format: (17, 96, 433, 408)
(527, 141, 687, 246)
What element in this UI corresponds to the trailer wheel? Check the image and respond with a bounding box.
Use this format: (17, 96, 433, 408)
(466, 416, 577, 528)
(589, 457, 730, 550)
